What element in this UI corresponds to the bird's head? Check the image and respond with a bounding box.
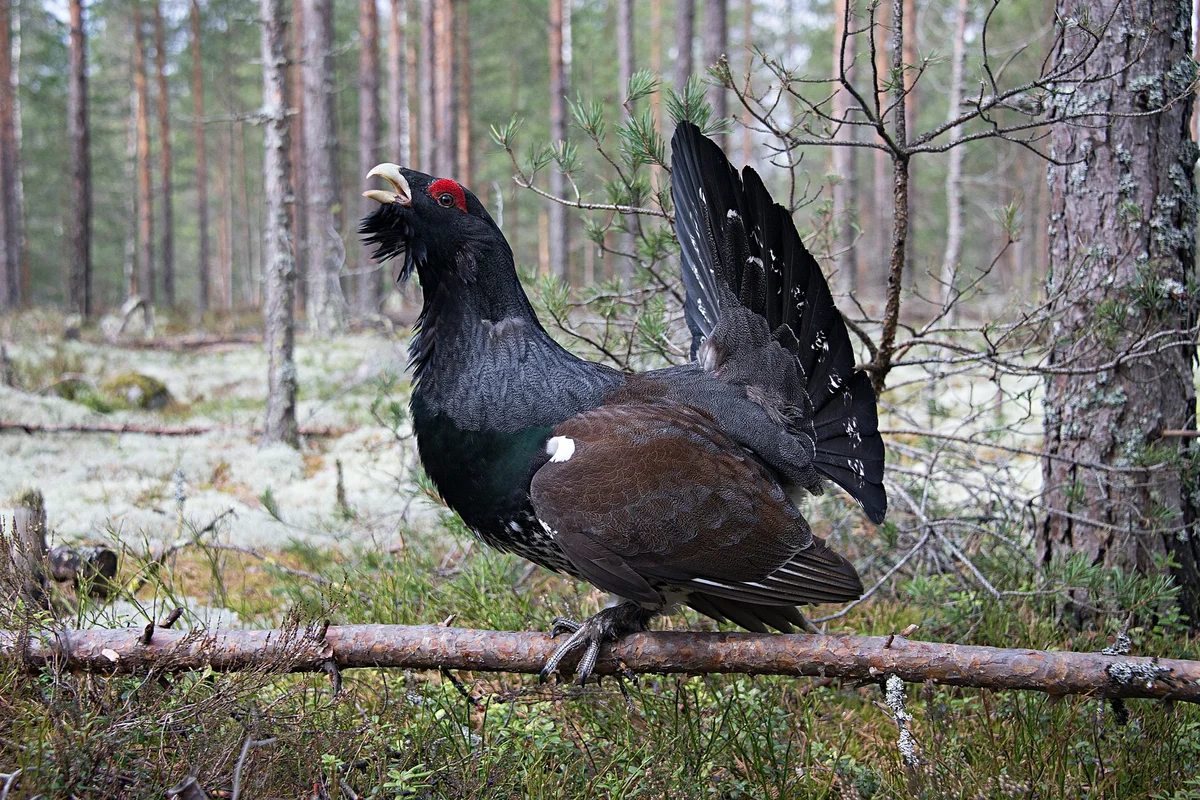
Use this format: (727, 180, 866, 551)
(359, 164, 505, 288)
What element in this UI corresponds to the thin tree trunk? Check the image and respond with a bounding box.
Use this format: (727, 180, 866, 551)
(418, 0, 433, 174)
(153, 3, 174, 307)
(133, 3, 155, 304)
(68, 0, 91, 317)
(191, 0, 209, 315)
(870, 0, 891, 302)
(867, 0, 910, 395)
(900, 0, 916, 293)
(1042, 0, 1200, 621)
(261, 0, 298, 448)
(831, 0, 857, 297)
(617, 0, 635, 286)
(234, 119, 256, 307)
(547, 0, 568, 279)
(937, 0, 969, 312)
(703, 0, 727, 144)
(650, 0, 662, 128)
(123, 87, 138, 301)
(455, 0, 471, 184)
(218, 124, 233, 309)
(431, 0, 454, 177)
(387, 0, 410, 165)
(8, 0, 22, 306)
(0, 0, 16, 309)
(674, 0, 694, 92)
(358, 0, 381, 312)
(289, 0, 306, 314)
(301, 0, 345, 333)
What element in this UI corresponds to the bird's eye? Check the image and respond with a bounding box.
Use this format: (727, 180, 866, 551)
(438, 193, 455, 208)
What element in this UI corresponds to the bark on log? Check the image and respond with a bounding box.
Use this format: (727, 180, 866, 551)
(2, 624, 1196, 703)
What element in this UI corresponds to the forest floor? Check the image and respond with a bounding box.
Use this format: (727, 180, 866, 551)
(1, 313, 1199, 798)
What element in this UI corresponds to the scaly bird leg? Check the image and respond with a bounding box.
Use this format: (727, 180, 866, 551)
(539, 602, 654, 686)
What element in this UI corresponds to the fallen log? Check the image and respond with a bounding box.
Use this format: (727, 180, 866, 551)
(0, 420, 350, 438)
(1, 624, 1197, 703)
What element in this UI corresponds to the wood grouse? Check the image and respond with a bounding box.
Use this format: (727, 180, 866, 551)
(360, 122, 886, 683)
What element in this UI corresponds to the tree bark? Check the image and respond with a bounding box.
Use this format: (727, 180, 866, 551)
(0, 0, 16, 309)
(937, 0, 969, 312)
(132, 3, 155, 304)
(190, 0, 209, 315)
(68, 0, 91, 318)
(616, 0, 635, 286)
(547, 0, 569, 279)
(431, 0, 454, 177)
(702, 0, 727, 143)
(8, 0, 21, 305)
(418, 0, 433, 173)
(261, 0, 299, 448)
(455, 0, 471, 185)
(301, 0, 345, 333)
(289, 0, 306, 315)
(8, 623, 1199, 703)
(1042, 0, 1200, 621)
(674, 0, 694, 92)
(649, 0, 662, 127)
(153, 3, 174, 307)
(831, 0, 857, 297)
(387, 0, 410, 165)
(358, 0, 381, 312)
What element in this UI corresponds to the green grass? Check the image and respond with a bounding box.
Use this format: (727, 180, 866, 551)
(2, 520, 1199, 799)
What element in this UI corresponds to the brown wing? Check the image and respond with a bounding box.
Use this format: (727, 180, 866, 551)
(529, 401, 861, 619)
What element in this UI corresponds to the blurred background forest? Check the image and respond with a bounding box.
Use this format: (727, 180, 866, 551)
(0, 0, 1053, 314)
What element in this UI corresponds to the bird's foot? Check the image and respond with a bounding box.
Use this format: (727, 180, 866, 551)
(540, 602, 652, 686)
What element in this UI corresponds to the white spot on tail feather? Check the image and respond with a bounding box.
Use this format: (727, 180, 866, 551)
(727, 209, 739, 219)
(546, 436, 576, 463)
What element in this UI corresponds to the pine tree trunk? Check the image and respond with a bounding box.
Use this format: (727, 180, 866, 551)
(0, 0, 16, 309)
(831, 0, 856, 296)
(702, 0, 727, 143)
(900, 0, 916, 293)
(418, 0, 433, 174)
(387, 0, 410, 165)
(358, 0, 381, 312)
(455, 0, 471, 185)
(649, 0, 662, 128)
(1042, 0, 1200, 621)
(288, 0, 306, 314)
(234, 119, 256, 306)
(132, 3, 155, 304)
(190, 0, 209, 315)
(9, 0, 23, 305)
(153, 3, 174, 307)
(616, 0, 635, 286)
(261, 0, 299, 447)
(937, 0, 969, 311)
(431, 0, 454, 177)
(301, 0, 345, 333)
(674, 0, 694, 91)
(215, 132, 232, 309)
(68, 0, 91, 317)
(547, 0, 568, 279)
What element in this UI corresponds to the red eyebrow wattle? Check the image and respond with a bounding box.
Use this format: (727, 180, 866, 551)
(429, 179, 467, 212)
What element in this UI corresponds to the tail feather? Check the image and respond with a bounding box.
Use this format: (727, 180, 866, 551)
(671, 122, 887, 523)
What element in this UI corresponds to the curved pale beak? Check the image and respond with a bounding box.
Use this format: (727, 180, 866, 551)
(363, 163, 412, 207)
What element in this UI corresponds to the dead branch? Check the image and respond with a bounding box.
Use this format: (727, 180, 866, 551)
(0, 420, 350, 438)
(2, 624, 1196, 703)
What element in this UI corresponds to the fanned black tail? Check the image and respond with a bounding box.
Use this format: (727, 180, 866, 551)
(671, 122, 886, 524)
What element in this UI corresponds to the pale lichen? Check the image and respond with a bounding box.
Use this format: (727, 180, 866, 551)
(884, 675, 920, 767)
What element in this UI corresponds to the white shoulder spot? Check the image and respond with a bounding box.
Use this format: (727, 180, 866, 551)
(546, 435, 576, 463)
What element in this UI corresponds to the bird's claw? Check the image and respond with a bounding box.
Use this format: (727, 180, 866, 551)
(538, 602, 651, 687)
